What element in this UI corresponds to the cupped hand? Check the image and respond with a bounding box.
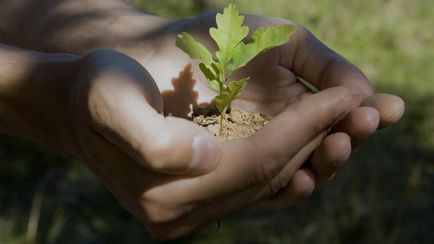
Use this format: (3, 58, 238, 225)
(130, 13, 405, 208)
(0, 2, 406, 240)
(7, 3, 403, 211)
(69, 49, 366, 239)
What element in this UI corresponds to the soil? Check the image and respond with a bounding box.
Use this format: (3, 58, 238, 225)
(193, 106, 272, 141)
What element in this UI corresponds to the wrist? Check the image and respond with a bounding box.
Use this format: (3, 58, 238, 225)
(0, 44, 79, 151)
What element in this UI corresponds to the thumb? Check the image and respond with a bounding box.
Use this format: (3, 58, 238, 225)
(80, 50, 220, 175)
(130, 109, 222, 175)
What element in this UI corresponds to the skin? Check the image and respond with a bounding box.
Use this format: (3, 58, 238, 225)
(0, 0, 405, 239)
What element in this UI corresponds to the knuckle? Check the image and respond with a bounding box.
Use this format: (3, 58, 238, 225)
(292, 103, 322, 135)
(137, 190, 196, 240)
(141, 119, 195, 173)
(139, 194, 181, 226)
(142, 132, 177, 171)
(354, 107, 380, 138)
(266, 174, 290, 197)
(309, 112, 328, 135)
(142, 204, 194, 240)
(250, 139, 285, 185)
(87, 85, 108, 122)
(334, 86, 352, 99)
(81, 68, 119, 126)
(250, 142, 285, 186)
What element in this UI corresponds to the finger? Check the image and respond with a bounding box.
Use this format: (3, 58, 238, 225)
(276, 20, 373, 97)
(147, 169, 315, 239)
(310, 132, 351, 184)
(131, 86, 360, 237)
(149, 170, 314, 239)
(260, 169, 315, 209)
(362, 93, 405, 129)
(332, 106, 380, 148)
(146, 142, 320, 238)
(276, 21, 405, 131)
(261, 132, 350, 208)
(79, 50, 220, 175)
(264, 131, 324, 197)
(182, 131, 323, 214)
(259, 132, 324, 208)
(142, 87, 360, 207)
(72, 120, 199, 233)
(74, 115, 225, 240)
(247, 86, 359, 184)
(331, 94, 404, 148)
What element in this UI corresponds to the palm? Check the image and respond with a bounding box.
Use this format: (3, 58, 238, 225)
(141, 14, 306, 117)
(227, 50, 304, 115)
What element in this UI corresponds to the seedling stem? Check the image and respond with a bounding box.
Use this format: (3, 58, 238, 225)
(175, 4, 293, 131)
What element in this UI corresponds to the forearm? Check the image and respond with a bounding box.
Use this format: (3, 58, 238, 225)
(0, 43, 79, 150)
(0, 0, 169, 59)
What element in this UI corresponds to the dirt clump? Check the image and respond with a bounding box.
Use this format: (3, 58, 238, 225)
(193, 107, 271, 141)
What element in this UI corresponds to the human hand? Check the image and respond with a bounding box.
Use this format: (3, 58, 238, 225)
(68, 50, 367, 238)
(0, 41, 399, 239)
(0, 2, 404, 197)
(127, 13, 405, 207)
(0, 46, 359, 238)
(0, 1, 405, 238)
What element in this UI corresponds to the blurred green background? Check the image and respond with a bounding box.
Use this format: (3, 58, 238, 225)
(1, 0, 433, 243)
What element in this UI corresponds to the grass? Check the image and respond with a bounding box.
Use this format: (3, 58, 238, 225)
(1, 0, 433, 243)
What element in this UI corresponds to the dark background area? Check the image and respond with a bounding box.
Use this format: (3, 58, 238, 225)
(1, 0, 433, 243)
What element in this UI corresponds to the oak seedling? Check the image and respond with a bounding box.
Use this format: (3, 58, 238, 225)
(176, 4, 294, 133)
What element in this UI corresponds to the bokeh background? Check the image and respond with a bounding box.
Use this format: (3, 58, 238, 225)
(1, 0, 433, 243)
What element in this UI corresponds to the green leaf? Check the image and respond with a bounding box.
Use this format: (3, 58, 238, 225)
(211, 62, 223, 77)
(210, 4, 249, 70)
(199, 63, 218, 81)
(215, 78, 248, 114)
(228, 25, 294, 75)
(209, 80, 221, 92)
(199, 63, 222, 92)
(176, 3, 295, 122)
(176, 32, 213, 65)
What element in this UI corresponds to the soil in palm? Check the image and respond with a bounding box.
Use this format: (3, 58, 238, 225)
(193, 106, 271, 141)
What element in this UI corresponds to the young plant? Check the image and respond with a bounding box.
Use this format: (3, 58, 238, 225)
(176, 4, 294, 133)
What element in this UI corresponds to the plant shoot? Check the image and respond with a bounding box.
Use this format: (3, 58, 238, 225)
(176, 4, 293, 133)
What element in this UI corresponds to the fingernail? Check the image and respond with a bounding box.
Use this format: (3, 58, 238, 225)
(190, 135, 220, 173)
